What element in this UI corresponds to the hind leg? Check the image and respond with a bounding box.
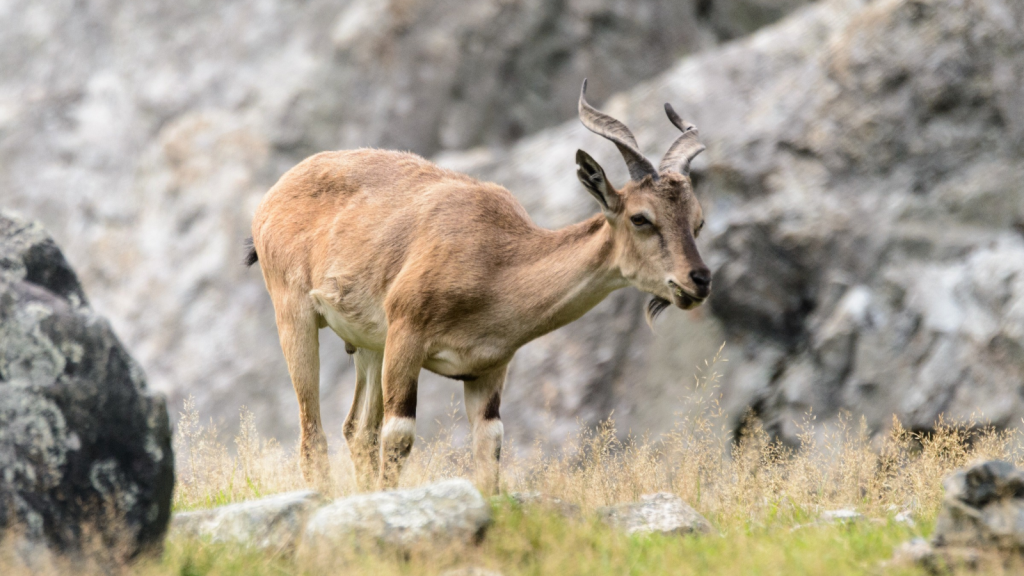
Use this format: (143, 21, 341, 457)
(342, 348, 384, 492)
(271, 297, 331, 490)
(378, 325, 424, 490)
(464, 364, 507, 495)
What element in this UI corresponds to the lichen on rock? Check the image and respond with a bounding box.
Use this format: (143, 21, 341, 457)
(0, 211, 174, 561)
(300, 479, 491, 560)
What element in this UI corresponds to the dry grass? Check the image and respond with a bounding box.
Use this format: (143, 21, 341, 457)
(7, 344, 1024, 575)
(173, 344, 1024, 525)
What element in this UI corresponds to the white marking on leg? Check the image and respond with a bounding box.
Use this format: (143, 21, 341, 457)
(379, 416, 416, 488)
(381, 416, 416, 447)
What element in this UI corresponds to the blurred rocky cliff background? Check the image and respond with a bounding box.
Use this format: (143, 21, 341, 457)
(2, 0, 1022, 449)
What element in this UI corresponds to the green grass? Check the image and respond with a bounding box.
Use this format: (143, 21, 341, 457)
(145, 500, 935, 576)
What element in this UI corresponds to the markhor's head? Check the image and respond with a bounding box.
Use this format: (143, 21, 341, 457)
(575, 79, 711, 326)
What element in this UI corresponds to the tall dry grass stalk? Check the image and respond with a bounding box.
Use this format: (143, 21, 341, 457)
(174, 397, 313, 509)
(172, 343, 1024, 529)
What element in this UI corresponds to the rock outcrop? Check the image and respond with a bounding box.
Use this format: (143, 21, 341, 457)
(441, 0, 1024, 443)
(598, 493, 714, 536)
(0, 0, 810, 447)
(0, 212, 174, 560)
(170, 490, 325, 554)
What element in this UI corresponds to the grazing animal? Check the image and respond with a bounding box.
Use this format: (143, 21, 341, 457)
(247, 80, 711, 493)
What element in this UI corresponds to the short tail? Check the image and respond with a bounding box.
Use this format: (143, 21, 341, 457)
(243, 236, 258, 267)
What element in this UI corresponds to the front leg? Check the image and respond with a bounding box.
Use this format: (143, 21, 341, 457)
(464, 364, 508, 495)
(378, 325, 424, 490)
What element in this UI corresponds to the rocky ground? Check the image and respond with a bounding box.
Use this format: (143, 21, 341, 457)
(169, 480, 712, 558)
(159, 460, 1024, 575)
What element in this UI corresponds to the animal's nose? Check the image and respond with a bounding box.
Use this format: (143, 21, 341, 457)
(690, 268, 711, 288)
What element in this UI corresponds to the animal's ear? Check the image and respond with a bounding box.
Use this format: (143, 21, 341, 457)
(576, 149, 621, 214)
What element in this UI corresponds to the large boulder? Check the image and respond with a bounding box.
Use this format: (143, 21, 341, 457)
(0, 0, 811, 447)
(0, 212, 174, 560)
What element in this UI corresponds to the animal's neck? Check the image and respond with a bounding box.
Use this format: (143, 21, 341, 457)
(510, 214, 628, 341)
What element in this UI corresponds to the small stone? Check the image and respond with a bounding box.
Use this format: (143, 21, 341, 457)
(893, 537, 935, 565)
(893, 510, 915, 527)
(170, 490, 325, 553)
(438, 568, 503, 576)
(820, 509, 862, 523)
(598, 493, 714, 536)
(300, 479, 490, 558)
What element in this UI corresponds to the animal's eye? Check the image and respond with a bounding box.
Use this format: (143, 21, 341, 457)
(629, 214, 650, 227)
(695, 219, 705, 236)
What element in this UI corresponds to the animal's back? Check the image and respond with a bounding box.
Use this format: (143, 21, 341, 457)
(251, 148, 536, 311)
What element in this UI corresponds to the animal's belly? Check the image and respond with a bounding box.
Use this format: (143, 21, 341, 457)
(423, 348, 508, 380)
(311, 291, 386, 350)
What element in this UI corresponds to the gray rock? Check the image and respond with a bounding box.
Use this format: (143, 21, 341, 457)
(702, 0, 1024, 443)
(169, 490, 325, 554)
(891, 460, 1024, 570)
(894, 510, 916, 527)
(790, 508, 865, 531)
(300, 479, 490, 556)
(598, 493, 713, 536)
(702, 0, 814, 40)
(300, 0, 720, 156)
(933, 460, 1024, 550)
(892, 537, 939, 569)
(820, 509, 863, 523)
(0, 212, 174, 559)
(439, 569, 503, 576)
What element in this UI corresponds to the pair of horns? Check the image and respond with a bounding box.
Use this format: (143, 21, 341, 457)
(578, 79, 705, 181)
